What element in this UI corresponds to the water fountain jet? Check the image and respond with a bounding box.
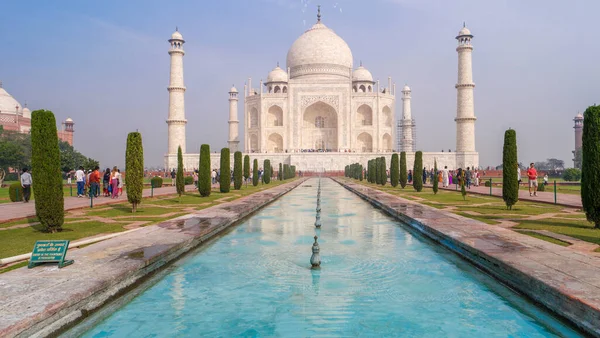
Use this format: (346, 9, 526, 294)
(310, 236, 321, 268)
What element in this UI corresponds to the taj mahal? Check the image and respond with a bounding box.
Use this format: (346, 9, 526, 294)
(165, 8, 479, 172)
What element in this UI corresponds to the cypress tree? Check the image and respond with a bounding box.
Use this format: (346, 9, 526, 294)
(279, 163, 283, 180)
(375, 157, 381, 184)
(359, 164, 363, 181)
(390, 153, 399, 187)
(461, 181, 467, 200)
(253, 159, 259, 186)
(220, 148, 230, 193)
(199, 144, 211, 197)
(502, 129, 519, 210)
(380, 157, 387, 186)
(433, 159, 439, 194)
(581, 105, 600, 228)
(264, 159, 271, 184)
(125, 132, 144, 213)
(233, 151, 243, 190)
(176, 146, 185, 197)
(400, 151, 408, 188)
(243, 155, 250, 185)
(369, 160, 376, 183)
(31, 110, 64, 231)
(413, 151, 423, 192)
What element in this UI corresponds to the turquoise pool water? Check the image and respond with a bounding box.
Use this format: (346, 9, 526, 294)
(79, 178, 581, 337)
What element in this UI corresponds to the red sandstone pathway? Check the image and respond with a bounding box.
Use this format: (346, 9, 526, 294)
(0, 185, 201, 223)
(437, 183, 582, 208)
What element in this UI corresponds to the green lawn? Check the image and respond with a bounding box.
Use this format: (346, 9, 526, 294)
(0, 181, 79, 204)
(514, 219, 600, 246)
(515, 230, 571, 247)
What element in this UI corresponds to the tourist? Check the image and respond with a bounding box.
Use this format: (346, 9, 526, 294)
(449, 170, 453, 185)
(89, 166, 101, 197)
(475, 170, 480, 187)
(111, 167, 120, 199)
(193, 170, 199, 188)
(517, 164, 522, 186)
(85, 170, 91, 196)
(465, 167, 472, 189)
(171, 169, 176, 186)
(438, 169, 443, 185)
(543, 174, 549, 186)
(211, 169, 217, 184)
(442, 166, 449, 187)
(457, 168, 463, 186)
(422, 167, 427, 185)
(67, 171, 72, 185)
(118, 169, 124, 196)
(21, 168, 32, 203)
(527, 162, 538, 196)
(408, 170, 413, 183)
(103, 168, 111, 197)
(76, 166, 85, 197)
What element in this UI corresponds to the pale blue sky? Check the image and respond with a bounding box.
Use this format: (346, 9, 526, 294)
(1, 0, 597, 168)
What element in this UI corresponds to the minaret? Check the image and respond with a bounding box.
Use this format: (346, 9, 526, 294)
(228, 85, 239, 152)
(166, 28, 187, 156)
(573, 112, 584, 168)
(400, 85, 413, 152)
(455, 23, 477, 159)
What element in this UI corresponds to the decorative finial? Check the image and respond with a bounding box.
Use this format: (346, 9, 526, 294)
(360, 60, 363, 67)
(310, 235, 321, 268)
(176, 26, 178, 31)
(0, 80, 2, 88)
(277, 61, 279, 67)
(317, 5, 321, 22)
(463, 21, 466, 28)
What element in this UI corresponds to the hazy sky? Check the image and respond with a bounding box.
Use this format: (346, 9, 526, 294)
(2, 0, 597, 168)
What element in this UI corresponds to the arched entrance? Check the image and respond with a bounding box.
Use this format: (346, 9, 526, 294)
(382, 106, 392, 127)
(249, 134, 259, 153)
(268, 105, 283, 127)
(302, 101, 338, 151)
(357, 104, 372, 126)
(357, 132, 373, 152)
(382, 133, 393, 152)
(267, 133, 283, 153)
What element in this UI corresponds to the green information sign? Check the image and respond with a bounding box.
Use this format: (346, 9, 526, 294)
(28, 240, 74, 269)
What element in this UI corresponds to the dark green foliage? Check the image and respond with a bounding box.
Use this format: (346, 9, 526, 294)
(184, 176, 194, 185)
(379, 157, 387, 186)
(150, 176, 163, 188)
(581, 105, 600, 228)
(31, 110, 64, 232)
(176, 146, 185, 196)
(538, 181, 545, 192)
(199, 144, 211, 197)
(369, 160, 376, 183)
(359, 164, 363, 181)
(278, 163, 283, 180)
(484, 180, 492, 187)
(125, 132, 144, 212)
(283, 164, 290, 179)
(253, 159, 259, 186)
(433, 159, 439, 194)
(563, 168, 581, 182)
(390, 153, 399, 187)
(375, 158, 381, 184)
(264, 159, 271, 184)
(234, 151, 243, 190)
(413, 151, 423, 192)
(9, 182, 23, 202)
(59, 141, 99, 174)
(461, 181, 467, 200)
(291, 165, 296, 178)
(243, 155, 250, 182)
(220, 148, 230, 193)
(400, 152, 407, 189)
(502, 129, 519, 210)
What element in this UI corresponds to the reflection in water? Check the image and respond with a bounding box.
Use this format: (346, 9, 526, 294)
(81, 179, 582, 337)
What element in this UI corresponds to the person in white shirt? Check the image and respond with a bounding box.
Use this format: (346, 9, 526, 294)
(75, 166, 85, 197)
(21, 168, 32, 203)
(117, 169, 124, 196)
(517, 164, 522, 186)
(211, 170, 217, 185)
(442, 166, 449, 188)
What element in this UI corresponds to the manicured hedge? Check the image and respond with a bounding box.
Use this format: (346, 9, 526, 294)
(9, 182, 23, 202)
(234, 151, 243, 190)
(199, 144, 211, 197)
(126, 132, 144, 212)
(150, 176, 163, 188)
(220, 148, 230, 193)
(176, 146, 185, 196)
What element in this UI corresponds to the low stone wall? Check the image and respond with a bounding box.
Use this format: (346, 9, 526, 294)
(0, 178, 307, 338)
(333, 178, 600, 337)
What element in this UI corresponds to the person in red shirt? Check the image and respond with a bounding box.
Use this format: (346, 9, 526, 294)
(89, 166, 101, 198)
(526, 162, 538, 196)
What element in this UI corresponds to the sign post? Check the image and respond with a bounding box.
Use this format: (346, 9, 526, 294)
(28, 240, 74, 269)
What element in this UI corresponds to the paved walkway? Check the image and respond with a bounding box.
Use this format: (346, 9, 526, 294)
(0, 185, 200, 223)
(436, 183, 582, 208)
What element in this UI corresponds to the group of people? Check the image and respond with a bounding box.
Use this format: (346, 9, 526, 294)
(440, 167, 481, 188)
(74, 166, 122, 198)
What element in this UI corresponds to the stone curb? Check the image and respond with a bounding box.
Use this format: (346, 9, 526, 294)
(334, 178, 600, 337)
(0, 178, 307, 338)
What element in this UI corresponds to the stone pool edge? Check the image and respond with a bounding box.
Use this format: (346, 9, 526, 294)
(333, 178, 600, 337)
(0, 178, 307, 338)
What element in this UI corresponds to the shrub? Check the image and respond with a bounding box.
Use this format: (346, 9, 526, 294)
(581, 105, 600, 228)
(243, 155, 250, 183)
(433, 159, 439, 194)
(31, 110, 64, 232)
(563, 168, 581, 182)
(390, 153, 399, 187)
(220, 148, 230, 193)
(413, 151, 423, 192)
(400, 152, 407, 188)
(461, 181, 467, 200)
(126, 132, 144, 212)
(484, 180, 492, 187)
(253, 159, 259, 186)
(9, 182, 24, 202)
(198, 144, 211, 197)
(264, 159, 271, 184)
(379, 157, 387, 186)
(538, 181, 545, 191)
(184, 176, 194, 185)
(176, 146, 185, 196)
(278, 163, 283, 181)
(234, 151, 243, 190)
(502, 129, 519, 210)
(359, 164, 363, 181)
(150, 176, 163, 188)
(375, 158, 381, 184)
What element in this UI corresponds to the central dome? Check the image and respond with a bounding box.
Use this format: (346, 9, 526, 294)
(286, 21, 353, 79)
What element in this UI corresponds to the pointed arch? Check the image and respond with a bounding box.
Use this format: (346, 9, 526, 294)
(357, 104, 373, 126)
(249, 134, 259, 153)
(303, 101, 338, 151)
(382, 106, 392, 127)
(267, 133, 283, 153)
(268, 105, 283, 127)
(382, 133, 393, 152)
(250, 107, 259, 128)
(357, 132, 373, 152)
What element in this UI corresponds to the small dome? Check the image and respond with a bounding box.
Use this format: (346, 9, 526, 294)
(266, 66, 288, 83)
(575, 113, 583, 119)
(458, 26, 472, 36)
(0, 86, 22, 114)
(65, 117, 73, 123)
(229, 86, 238, 93)
(352, 66, 373, 83)
(171, 30, 183, 40)
(22, 106, 31, 119)
(402, 85, 411, 92)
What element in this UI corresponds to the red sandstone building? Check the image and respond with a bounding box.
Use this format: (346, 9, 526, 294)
(0, 81, 74, 145)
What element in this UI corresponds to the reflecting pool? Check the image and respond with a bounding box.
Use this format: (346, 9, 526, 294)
(78, 178, 581, 337)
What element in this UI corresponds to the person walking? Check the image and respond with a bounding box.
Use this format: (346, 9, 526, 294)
(111, 167, 120, 199)
(211, 169, 217, 185)
(171, 169, 176, 186)
(103, 168, 111, 197)
(21, 168, 32, 203)
(465, 167, 472, 189)
(67, 171, 72, 185)
(89, 166, 101, 198)
(442, 166, 449, 187)
(75, 166, 85, 197)
(475, 170, 480, 187)
(543, 174, 549, 186)
(517, 164, 522, 187)
(527, 163, 538, 196)
(118, 169, 124, 196)
(422, 167, 427, 185)
(193, 170, 199, 189)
